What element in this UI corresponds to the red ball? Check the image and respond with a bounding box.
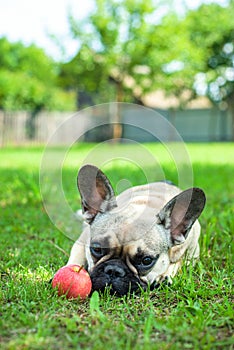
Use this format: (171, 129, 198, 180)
(52, 264, 92, 299)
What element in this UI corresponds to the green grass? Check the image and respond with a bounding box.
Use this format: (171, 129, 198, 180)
(0, 143, 233, 349)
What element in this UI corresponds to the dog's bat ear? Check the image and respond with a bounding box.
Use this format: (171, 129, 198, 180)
(77, 164, 117, 224)
(157, 188, 206, 245)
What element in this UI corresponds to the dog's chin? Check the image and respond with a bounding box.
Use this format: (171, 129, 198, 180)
(89, 259, 147, 296)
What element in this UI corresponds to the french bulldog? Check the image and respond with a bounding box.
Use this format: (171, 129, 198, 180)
(67, 164, 206, 296)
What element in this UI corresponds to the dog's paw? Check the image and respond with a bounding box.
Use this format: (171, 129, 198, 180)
(159, 275, 173, 285)
(150, 275, 173, 290)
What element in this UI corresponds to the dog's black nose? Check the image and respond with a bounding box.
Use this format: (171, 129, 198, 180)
(104, 264, 126, 278)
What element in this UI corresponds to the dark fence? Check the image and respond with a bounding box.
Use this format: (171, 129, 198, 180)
(122, 108, 233, 142)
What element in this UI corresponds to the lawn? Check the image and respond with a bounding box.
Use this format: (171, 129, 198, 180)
(0, 143, 233, 349)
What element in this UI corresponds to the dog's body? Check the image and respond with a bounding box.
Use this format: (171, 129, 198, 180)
(67, 165, 206, 296)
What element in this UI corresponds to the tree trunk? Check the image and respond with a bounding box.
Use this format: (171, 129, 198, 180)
(112, 81, 123, 140)
(26, 108, 41, 140)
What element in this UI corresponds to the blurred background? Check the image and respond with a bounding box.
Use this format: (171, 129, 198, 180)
(0, 0, 233, 146)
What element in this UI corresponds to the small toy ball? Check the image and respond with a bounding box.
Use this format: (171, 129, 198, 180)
(52, 264, 92, 299)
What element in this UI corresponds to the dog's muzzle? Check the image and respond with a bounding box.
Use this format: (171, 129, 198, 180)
(90, 258, 147, 296)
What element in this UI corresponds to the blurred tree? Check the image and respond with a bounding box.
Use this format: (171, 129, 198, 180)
(60, 0, 234, 138)
(146, 2, 234, 105)
(0, 37, 75, 137)
(63, 0, 226, 105)
(60, 0, 178, 137)
(60, 1, 180, 101)
(182, 2, 234, 136)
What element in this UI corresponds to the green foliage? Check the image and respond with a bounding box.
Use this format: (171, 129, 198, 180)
(61, 0, 178, 105)
(0, 144, 233, 349)
(183, 2, 234, 105)
(0, 37, 76, 111)
(60, 0, 234, 113)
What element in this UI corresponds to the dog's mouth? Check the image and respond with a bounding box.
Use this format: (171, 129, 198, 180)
(89, 259, 147, 296)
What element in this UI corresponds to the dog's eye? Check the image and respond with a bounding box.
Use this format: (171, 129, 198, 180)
(131, 254, 159, 274)
(141, 256, 154, 266)
(140, 255, 159, 269)
(90, 243, 105, 258)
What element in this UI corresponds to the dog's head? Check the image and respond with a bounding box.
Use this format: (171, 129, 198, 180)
(78, 165, 206, 296)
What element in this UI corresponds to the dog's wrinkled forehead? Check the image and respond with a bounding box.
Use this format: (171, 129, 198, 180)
(89, 207, 163, 250)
